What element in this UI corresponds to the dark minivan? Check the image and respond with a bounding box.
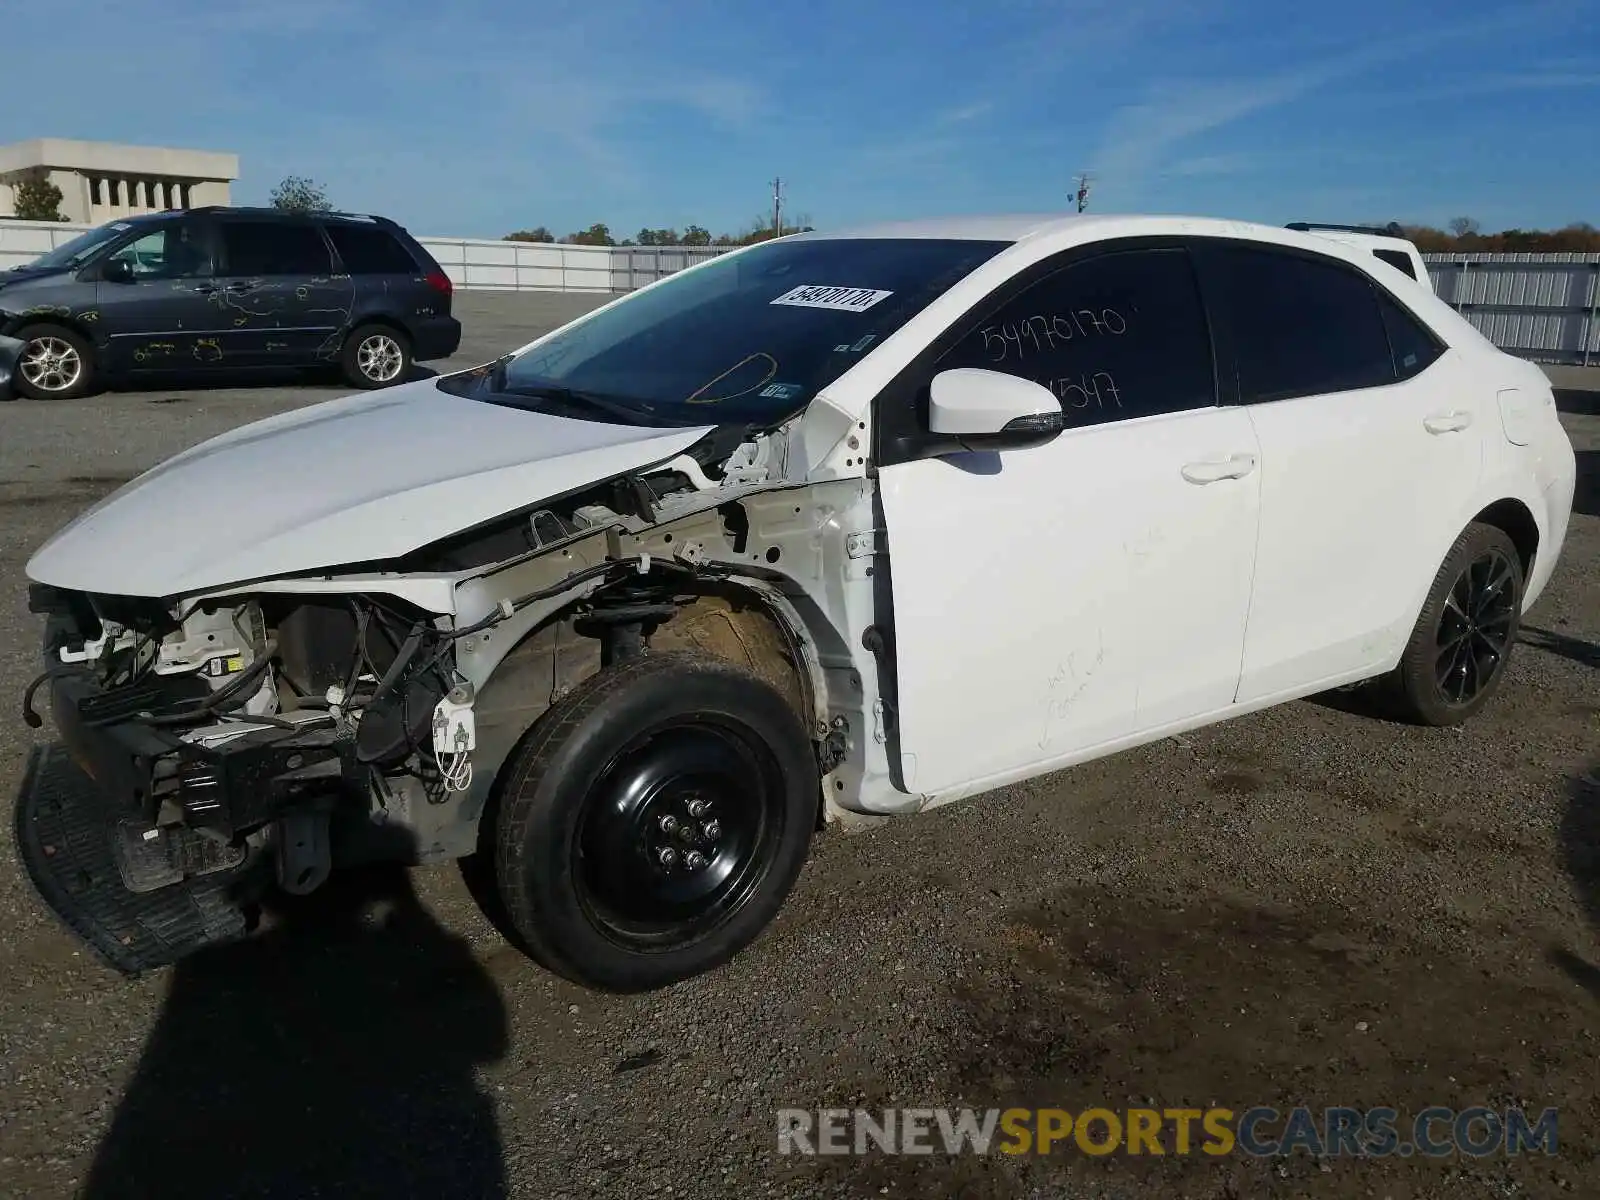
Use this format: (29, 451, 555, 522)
(0, 206, 461, 399)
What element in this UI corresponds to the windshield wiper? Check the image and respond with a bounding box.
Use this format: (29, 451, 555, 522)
(498, 380, 656, 424)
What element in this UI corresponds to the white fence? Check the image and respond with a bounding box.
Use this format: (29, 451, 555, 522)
(1422, 253, 1600, 367)
(0, 218, 724, 293)
(2, 217, 1597, 365)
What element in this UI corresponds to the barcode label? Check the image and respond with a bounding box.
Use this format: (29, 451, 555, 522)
(771, 285, 893, 313)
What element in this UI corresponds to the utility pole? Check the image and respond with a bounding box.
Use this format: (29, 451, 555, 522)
(771, 176, 784, 237)
(1074, 173, 1093, 213)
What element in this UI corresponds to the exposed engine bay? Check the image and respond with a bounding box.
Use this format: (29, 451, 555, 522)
(21, 419, 898, 943)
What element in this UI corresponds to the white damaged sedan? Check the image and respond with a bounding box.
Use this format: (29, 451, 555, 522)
(17, 214, 1578, 990)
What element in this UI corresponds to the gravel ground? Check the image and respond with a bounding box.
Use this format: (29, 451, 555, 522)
(0, 301, 1596, 1200)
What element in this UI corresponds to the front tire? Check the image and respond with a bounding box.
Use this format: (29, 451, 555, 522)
(339, 324, 411, 389)
(1377, 522, 1525, 726)
(488, 650, 818, 992)
(14, 324, 97, 400)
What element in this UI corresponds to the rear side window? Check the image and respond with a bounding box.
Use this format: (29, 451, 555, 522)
(1377, 288, 1445, 380)
(1373, 248, 1417, 279)
(1207, 245, 1395, 404)
(325, 224, 419, 275)
(218, 221, 332, 276)
(936, 247, 1216, 428)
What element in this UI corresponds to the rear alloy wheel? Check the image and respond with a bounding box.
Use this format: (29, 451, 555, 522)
(14, 324, 97, 400)
(486, 650, 818, 992)
(339, 324, 411, 389)
(1378, 522, 1525, 726)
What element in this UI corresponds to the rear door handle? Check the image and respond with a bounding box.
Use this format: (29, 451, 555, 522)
(1181, 453, 1257, 484)
(1424, 411, 1472, 434)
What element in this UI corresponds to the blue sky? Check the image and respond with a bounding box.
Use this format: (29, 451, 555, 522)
(7, 0, 1599, 239)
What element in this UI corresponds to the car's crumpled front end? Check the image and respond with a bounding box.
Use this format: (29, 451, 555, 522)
(13, 365, 886, 976)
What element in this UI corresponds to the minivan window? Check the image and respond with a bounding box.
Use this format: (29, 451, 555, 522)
(108, 223, 211, 280)
(1208, 245, 1395, 404)
(325, 224, 418, 274)
(1373, 248, 1417, 279)
(455, 237, 1010, 428)
(218, 221, 333, 276)
(937, 247, 1216, 428)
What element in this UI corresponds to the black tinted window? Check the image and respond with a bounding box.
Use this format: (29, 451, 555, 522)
(1210, 245, 1395, 403)
(1378, 288, 1444, 380)
(219, 221, 332, 276)
(325, 224, 418, 274)
(938, 248, 1215, 427)
(1373, 248, 1417, 279)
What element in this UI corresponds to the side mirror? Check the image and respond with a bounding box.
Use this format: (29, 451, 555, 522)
(927, 367, 1064, 450)
(101, 257, 135, 284)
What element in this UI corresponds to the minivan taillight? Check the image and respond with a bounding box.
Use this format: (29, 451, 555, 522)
(424, 270, 453, 297)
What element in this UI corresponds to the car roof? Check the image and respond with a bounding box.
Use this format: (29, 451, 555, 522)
(784, 212, 1390, 253)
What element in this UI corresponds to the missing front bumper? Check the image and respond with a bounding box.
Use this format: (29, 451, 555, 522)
(13, 745, 266, 974)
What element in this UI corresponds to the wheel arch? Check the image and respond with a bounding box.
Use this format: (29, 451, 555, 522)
(1470, 496, 1540, 582)
(464, 577, 828, 845)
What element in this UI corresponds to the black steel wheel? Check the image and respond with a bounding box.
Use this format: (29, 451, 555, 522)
(484, 650, 817, 991)
(1379, 521, 1526, 726)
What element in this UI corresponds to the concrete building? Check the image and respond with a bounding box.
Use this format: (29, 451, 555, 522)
(0, 139, 237, 224)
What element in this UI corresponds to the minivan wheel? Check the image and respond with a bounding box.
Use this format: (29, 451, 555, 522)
(14, 324, 96, 400)
(1376, 522, 1525, 727)
(486, 650, 818, 992)
(339, 324, 411, 389)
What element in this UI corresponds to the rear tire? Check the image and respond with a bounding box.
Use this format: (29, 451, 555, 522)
(339, 324, 411, 389)
(14, 324, 97, 400)
(1374, 522, 1525, 726)
(486, 650, 818, 992)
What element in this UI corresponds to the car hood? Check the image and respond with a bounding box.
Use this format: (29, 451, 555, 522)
(0, 264, 66, 290)
(26, 377, 716, 599)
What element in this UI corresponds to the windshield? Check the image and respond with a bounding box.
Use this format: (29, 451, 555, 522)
(446, 236, 1010, 428)
(26, 221, 138, 271)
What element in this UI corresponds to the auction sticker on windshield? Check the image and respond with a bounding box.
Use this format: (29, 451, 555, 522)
(771, 285, 893, 313)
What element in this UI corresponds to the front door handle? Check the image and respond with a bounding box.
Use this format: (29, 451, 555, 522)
(1181, 453, 1257, 484)
(1424, 411, 1472, 434)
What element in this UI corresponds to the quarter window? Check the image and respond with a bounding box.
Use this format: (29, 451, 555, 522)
(1377, 288, 1445, 380)
(324, 224, 419, 274)
(1208, 245, 1396, 404)
(218, 221, 333, 276)
(936, 248, 1216, 428)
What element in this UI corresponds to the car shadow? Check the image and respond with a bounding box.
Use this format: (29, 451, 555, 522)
(1574, 449, 1598, 519)
(1553, 762, 1600, 1002)
(1553, 388, 1599, 417)
(1520, 624, 1600, 670)
(79, 862, 510, 1199)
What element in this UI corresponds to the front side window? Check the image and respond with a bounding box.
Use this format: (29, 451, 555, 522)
(108, 222, 211, 279)
(1208, 244, 1396, 404)
(29, 222, 132, 271)
(218, 221, 333, 276)
(935, 247, 1217, 427)
(451, 236, 1010, 428)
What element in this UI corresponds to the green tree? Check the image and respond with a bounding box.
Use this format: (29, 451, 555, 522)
(682, 224, 711, 246)
(561, 223, 616, 246)
(14, 176, 68, 222)
(504, 226, 556, 242)
(269, 175, 332, 213)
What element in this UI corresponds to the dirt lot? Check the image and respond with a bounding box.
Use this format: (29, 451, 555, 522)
(0, 303, 1596, 1199)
